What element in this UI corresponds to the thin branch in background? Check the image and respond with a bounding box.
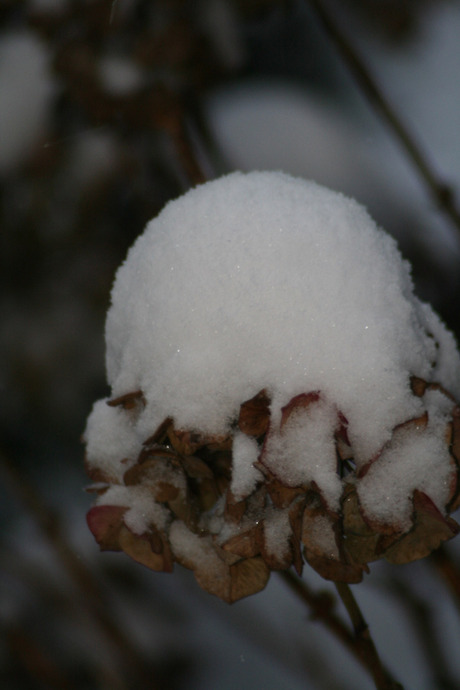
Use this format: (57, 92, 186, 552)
(0, 450, 157, 690)
(280, 570, 403, 690)
(388, 574, 459, 690)
(152, 87, 208, 187)
(430, 544, 460, 613)
(307, 0, 460, 234)
(6, 625, 78, 690)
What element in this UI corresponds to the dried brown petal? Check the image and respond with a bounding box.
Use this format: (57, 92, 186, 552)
(222, 526, 262, 559)
(289, 499, 305, 575)
(137, 443, 179, 466)
(253, 461, 304, 508)
(238, 389, 271, 436)
(385, 490, 459, 564)
(118, 525, 173, 572)
(181, 455, 214, 479)
(302, 502, 365, 583)
(224, 490, 247, 523)
(280, 391, 320, 429)
(410, 376, 427, 397)
(107, 390, 146, 411)
(342, 485, 381, 564)
(86, 505, 126, 551)
(227, 557, 270, 603)
(167, 492, 199, 530)
(268, 478, 305, 509)
(168, 427, 231, 455)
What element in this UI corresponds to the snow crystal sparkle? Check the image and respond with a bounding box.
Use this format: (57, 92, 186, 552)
(85, 171, 460, 602)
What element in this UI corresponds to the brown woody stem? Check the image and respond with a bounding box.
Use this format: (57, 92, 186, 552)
(280, 570, 403, 689)
(308, 0, 460, 234)
(334, 581, 403, 690)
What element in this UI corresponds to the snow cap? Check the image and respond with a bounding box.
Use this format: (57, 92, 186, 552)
(105, 171, 459, 456)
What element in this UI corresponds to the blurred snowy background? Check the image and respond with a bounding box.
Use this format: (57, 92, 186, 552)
(1, 1, 460, 688)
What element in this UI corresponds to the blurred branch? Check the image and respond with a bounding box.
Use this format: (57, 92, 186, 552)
(280, 570, 403, 689)
(6, 625, 78, 690)
(388, 574, 459, 690)
(308, 0, 460, 234)
(430, 544, 460, 612)
(0, 450, 158, 690)
(151, 87, 208, 188)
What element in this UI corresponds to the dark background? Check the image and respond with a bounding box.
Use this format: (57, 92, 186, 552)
(1, 1, 460, 688)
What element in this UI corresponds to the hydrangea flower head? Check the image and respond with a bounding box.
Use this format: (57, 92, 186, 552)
(84, 171, 460, 602)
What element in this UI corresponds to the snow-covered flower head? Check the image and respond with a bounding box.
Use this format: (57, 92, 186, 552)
(84, 171, 460, 601)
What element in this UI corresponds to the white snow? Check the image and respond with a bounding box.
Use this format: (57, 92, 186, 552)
(89, 170, 460, 526)
(84, 398, 142, 482)
(231, 432, 263, 500)
(263, 508, 292, 560)
(263, 396, 343, 509)
(169, 520, 226, 573)
(358, 387, 455, 529)
(96, 484, 170, 535)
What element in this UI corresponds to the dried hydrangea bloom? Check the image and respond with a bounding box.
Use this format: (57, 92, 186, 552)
(84, 171, 460, 603)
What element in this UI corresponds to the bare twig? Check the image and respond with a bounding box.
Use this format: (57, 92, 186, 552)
(6, 626, 77, 690)
(152, 87, 208, 187)
(334, 582, 403, 690)
(430, 544, 460, 613)
(280, 570, 403, 689)
(388, 574, 459, 690)
(307, 0, 460, 234)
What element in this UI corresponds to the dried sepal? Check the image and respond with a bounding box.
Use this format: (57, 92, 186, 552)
(168, 427, 231, 456)
(238, 389, 271, 437)
(86, 375, 460, 602)
(301, 504, 365, 584)
(224, 490, 247, 523)
(86, 505, 126, 551)
(341, 485, 381, 565)
(384, 490, 459, 564)
(107, 390, 146, 410)
(118, 525, 173, 572)
(280, 391, 320, 429)
(410, 375, 427, 397)
(227, 557, 270, 603)
(180, 455, 214, 480)
(222, 525, 262, 560)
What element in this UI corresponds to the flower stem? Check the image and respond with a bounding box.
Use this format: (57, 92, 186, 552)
(334, 581, 403, 690)
(280, 570, 403, 689)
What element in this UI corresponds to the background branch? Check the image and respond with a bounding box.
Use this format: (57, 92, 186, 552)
(308, 0, 460, 234)
(280, 570, 403, 690)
